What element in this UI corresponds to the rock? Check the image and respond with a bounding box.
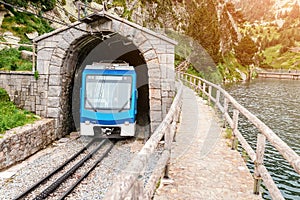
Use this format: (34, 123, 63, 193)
(170, 188, 177, 193)
(161, 178, 174, 185)
(21, 50, 34, 61)
(113, 7, 124, 16)
(0, 44, 9, 51)
(3, 32, 20, 48)
(236, 68, 247, 81)
(58, 137, 69, 143)
(0, 171, 15, 179)
(91, 2, 103, 11)
(25, 32, 39, 40)
(70, 132, 80, 140)
(0, 10, 8, 27)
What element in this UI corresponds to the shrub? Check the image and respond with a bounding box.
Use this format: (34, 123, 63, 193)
(0, 88, 10, 102)
(0, 48, 20, 70)
(4, 0, 56, 11)
(0, 88, 37, 134)
(18, 46, 33, 52)
(0, 102, 37, 134)
(0, 48, 32, 71)
(1, 9, 54, 42)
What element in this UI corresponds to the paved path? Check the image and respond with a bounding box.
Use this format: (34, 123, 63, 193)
(154, 86, 262, 200)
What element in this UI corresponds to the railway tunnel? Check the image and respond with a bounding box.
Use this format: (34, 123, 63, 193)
(70, 32, 150, 137)
(33, 13, 176, 139)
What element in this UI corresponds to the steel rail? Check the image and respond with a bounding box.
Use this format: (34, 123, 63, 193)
(58, 140, 116, 200)
(32, 139, 107, 200)
(13, 139, 97, 200)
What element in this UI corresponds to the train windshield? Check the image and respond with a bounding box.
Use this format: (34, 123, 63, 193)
(85, 75, 132, 112)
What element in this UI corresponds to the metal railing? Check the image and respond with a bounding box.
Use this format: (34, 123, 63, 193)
(178, 72, 300, 200)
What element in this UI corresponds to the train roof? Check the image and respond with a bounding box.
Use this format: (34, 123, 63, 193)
(84, 62, 134, 71)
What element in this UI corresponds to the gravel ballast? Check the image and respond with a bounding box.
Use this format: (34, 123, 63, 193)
(0, 136, 163, 200)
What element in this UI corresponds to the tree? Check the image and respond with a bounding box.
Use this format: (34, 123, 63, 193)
(234, 35, 258, 80)
(185, 0, 221, 63)
(234, 35, 258, 66)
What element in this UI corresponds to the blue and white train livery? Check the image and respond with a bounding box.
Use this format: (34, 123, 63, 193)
(80, 62, 137, 137)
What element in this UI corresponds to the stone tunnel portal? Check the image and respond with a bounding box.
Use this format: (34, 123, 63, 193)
(70, 32, 150, 137)
(33, 13, 176, 139)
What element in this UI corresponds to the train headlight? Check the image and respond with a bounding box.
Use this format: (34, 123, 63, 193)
(85, 120, 90, 125)
(124, 121, 129, 126)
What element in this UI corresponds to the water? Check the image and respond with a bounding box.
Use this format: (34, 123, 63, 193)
(224, 78, 300, 200)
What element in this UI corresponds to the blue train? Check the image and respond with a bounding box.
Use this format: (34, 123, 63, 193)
(80, 62, 137, 137)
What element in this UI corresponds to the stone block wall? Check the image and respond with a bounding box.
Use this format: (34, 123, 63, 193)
(0, 119, 55, 170)
(0, 71, 48, 116)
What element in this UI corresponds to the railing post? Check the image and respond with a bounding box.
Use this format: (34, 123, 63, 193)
(254, 133, 266, 194)
(193, 77, 196, 90)
(126, 174, 144, 199)
(223, 98, 228, 128)
(198, 80, 202, 95)
(232, 109, 239, 150)
(208, 85, 212, 105)
(203, 82, 206, 99)
(164, 122, 176, 179)
(197, 79, 201, 96)
(215, 89, 220, 109)
(189, 76, 193, 88)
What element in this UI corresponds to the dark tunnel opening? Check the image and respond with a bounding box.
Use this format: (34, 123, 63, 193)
(69, 32, 150, 137)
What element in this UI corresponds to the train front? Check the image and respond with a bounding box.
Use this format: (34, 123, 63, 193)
(80, 63, 137, 137)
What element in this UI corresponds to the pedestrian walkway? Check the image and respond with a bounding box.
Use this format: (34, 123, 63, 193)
(154, 86, 262, 200)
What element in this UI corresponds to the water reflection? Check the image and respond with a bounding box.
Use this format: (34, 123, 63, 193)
(224, 78, 300, 200)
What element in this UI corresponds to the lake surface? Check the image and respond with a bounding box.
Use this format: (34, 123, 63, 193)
(224, 78, 300, 200)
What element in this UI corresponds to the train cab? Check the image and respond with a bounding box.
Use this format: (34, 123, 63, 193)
(80, 62, 137, 137)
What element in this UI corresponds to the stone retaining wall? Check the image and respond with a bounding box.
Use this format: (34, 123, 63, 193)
(0, 71, 47, 116)
(0, 118, 55, 170)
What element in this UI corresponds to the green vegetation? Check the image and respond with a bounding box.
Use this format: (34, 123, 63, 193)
(1, 8, 54, 43)
(0, 7, 54, 71)
(0, 88, 37, 135)
(185, 0, 221, 64)
(224, 128, 233, 139)
(218, 53, 244, 82)
(0, 48, 32, 71)
(239, 2, 300, 72)
(4, 0, 56, 11)
(242, 149, 249, 162)
(264, 45, 300, 69)
(34, 70, 39, 80)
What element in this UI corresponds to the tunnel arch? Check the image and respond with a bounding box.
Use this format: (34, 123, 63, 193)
(64, 32, 150, 136)
(34, 13, 176, 138)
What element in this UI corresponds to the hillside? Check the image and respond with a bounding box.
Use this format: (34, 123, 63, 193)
(231, 0, 300, 71)
(0, 0, 245, 83)
(6, 0, 299, 82)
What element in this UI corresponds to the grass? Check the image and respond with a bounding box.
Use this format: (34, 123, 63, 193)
(1, 8, 53, 43)
(240, 22, 300, 71)
(263, 44, 300, 69)
(263, 44, 281, 65)
(224, 128, 233, 139)
(0, 48, 32, 71)
(0, 8, 54, 71)
(0, 88, 37, 135)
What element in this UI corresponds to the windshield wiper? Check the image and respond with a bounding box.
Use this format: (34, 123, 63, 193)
(118, 98, 131, 113)
(85, 98, 97, 112)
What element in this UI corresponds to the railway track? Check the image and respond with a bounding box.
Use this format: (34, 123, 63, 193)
(13, 138, 116, 200)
